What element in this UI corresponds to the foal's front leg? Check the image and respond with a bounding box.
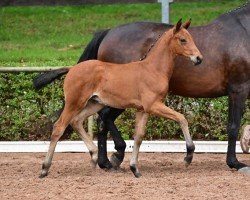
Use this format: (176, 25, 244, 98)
(130, 111, 149, 177)
(150, 102, 195, 166)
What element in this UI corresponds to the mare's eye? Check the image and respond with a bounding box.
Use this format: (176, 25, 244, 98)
(180, 38, 187, 43)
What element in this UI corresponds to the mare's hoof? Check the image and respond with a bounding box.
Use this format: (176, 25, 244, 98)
(98, 160, 113, 170)
(39, 171, 48, 178)
(130, 165, 142, 178)
(110, 153, 123, 169)
(184, 155, 193, 167)
(238, 167, 250, 175)
(240, 125, 250, 154)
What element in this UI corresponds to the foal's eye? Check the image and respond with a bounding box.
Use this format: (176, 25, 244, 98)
(180, 38, 187, 44)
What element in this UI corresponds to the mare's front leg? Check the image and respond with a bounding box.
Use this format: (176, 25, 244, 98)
(130, 111, 149, 177)
(97, 107, 126, 169)
(150, 102, 195, 166)
(227, 85, 250, 174)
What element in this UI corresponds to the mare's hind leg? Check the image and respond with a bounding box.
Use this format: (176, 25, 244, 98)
(130, 111, 148, 177)
(149, 102, 195, 166)
(40, 105, 79, 178)
(71, 101, 104, 166)
(98, 107, 126, 169)
(96, 116, 111, 169)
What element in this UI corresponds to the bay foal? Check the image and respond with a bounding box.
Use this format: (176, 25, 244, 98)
(40, 19, 203, 178)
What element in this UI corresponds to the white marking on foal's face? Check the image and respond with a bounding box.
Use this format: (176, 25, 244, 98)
(190, 55, 203, 65)
(190, 55, 198, 63)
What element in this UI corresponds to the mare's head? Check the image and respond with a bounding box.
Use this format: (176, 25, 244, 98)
(169, 19, 203, 65)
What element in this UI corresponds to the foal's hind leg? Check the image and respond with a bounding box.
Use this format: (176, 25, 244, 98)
(40, 106, 78, 178)
(130, 111, 149, 177)
(71, 101, 104, 166)
(150, 102, 195, 166)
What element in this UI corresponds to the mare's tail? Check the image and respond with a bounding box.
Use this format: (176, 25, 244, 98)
(77, 29, 110, 63)
(33, 29, 110, 89)
(33, 68, 70, 89)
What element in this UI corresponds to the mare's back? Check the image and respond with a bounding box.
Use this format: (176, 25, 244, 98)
(98, 22, 172, 63)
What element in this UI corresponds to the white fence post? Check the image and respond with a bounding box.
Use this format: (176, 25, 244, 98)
(158, 0, 173, 24)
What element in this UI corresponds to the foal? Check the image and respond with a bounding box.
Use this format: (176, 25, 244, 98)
(40, 19, 203, 178)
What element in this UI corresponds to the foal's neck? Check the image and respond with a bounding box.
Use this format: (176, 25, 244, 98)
(142, 30, 175, 76)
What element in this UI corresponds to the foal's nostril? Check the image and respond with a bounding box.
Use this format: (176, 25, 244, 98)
(195, 56, 202, 65)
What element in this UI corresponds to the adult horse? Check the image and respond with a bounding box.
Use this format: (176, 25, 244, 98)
(34, 3, 250, 174)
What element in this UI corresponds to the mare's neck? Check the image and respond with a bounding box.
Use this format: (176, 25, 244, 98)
(142, 30, 176, 76)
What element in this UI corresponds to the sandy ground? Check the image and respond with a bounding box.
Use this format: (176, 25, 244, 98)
(0, 152, 250, 200)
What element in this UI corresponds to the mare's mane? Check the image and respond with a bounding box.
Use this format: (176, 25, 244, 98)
(139, 24, 174, 61)
(217, 1, 250, 20)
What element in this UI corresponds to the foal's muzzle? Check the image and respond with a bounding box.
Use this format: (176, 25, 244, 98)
(195, 56, 203, 65)
(190, 55, 203, 65)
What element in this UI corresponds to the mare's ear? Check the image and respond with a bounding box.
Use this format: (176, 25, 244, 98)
(173, 18, 182, 34)
(182, 18, 192, 29)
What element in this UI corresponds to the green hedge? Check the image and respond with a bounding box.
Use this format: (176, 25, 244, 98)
(0, 73, 249, 141)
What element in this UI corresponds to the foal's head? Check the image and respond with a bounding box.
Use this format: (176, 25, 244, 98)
(169, 19, 203, 65)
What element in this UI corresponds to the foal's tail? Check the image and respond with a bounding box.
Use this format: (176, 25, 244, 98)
(33, 29, 110, 89)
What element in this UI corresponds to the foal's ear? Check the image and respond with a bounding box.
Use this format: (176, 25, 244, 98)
(182, 18, 192, 29)
(173, 18, 182, 34)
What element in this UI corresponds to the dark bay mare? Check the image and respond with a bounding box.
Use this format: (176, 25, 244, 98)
(34, 3, 250, 174)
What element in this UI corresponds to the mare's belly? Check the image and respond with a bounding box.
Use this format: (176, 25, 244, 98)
(169, 65, 227, 98)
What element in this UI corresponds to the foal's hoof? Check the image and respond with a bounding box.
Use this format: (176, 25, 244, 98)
(110, 153, 123, 169)
(90, 150, 98, 168)
(240, 125, 250, 154)
(39, 171, 48, 178)
(130, 165, 142, 178)
(184, 155, 193, 167)
(238, 167, 250, 175)
(90, 160, 98, 168)
(133, 171, 142, 178)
